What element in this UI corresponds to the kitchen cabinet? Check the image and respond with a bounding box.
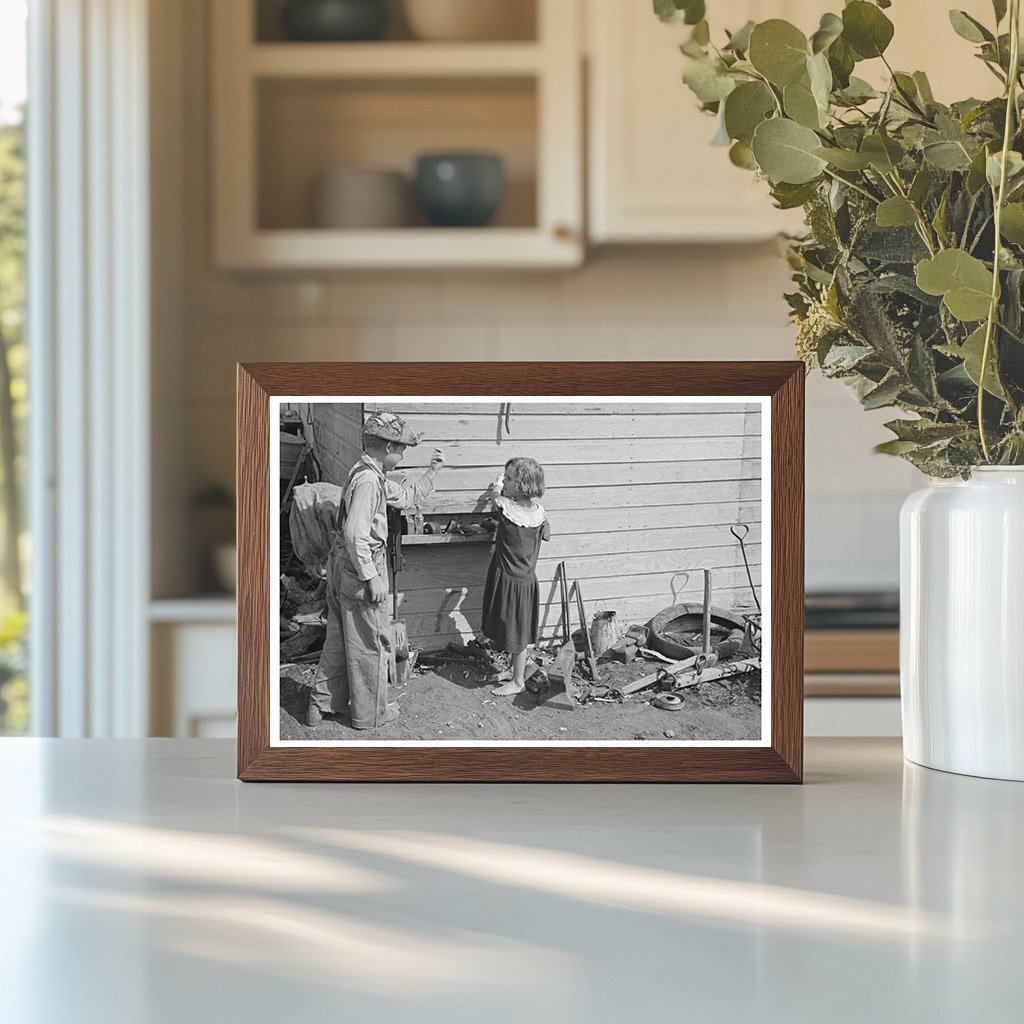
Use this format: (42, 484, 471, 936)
(587, 0, 811, 243)
(586, 0, 999, 244)
(211, 0, 583, 269)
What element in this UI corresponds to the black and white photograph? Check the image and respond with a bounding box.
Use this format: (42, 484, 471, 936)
(273, 397, 770, 746)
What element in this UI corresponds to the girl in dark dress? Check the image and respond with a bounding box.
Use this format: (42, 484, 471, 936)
(481, 457, 551, 696)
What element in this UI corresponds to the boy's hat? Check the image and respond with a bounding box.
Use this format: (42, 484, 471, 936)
(363, 410, 421, 446)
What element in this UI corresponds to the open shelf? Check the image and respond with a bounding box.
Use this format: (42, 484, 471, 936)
(254, 0, 539, 45)
(257, 76, 538, 231)
(213, 0, 582, 268)
(249, 42, 543, 77)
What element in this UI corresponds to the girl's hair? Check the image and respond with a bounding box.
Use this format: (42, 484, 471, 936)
(504, 457, 545, 499)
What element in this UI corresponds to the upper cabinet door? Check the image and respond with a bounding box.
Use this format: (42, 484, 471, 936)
(588, 0, 812, 244)
(588, 0, 1002, 245)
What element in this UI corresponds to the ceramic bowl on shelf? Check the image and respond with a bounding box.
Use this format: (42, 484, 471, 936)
(402, 0, 535, 42)
(315, 167, 408, 229)
(415, 152, 504, 227)
(280, 0, 388, 42)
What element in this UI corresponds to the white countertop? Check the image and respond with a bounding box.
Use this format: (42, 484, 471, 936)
(1, 738, 1020, 1023)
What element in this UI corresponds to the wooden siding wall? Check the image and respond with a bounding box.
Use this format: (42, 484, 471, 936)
(298, 402, 364, 487)
(358, 401, 764, 652)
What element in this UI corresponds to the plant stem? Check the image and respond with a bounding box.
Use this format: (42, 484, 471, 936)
(884, 170, 939, 254)
(822, 167, 880, 205)
(979, 0, 1021, 461)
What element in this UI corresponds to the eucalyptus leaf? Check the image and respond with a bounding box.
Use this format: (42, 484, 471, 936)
(1000, 203, 1024, 245)
(862, 375, 903, 409)
(923, 140, 973, 171)
(842, 1, 895, 59)
(683, 57, 737, 104)
(724, 20, 755, 53)
(808, 52, 833, 109)
(810, 12, 843, 54)
(913, 71, 935, 104)
(874, 439, 922, 455)
(827, 36, 856, 88)
(724, 81, 775, 144)
(784, 80, 825, 129)
(860, 133, 904, 173)
(814, 146, 872, 170)
(748, 20, 809, 87)
(837, 76, 879, 104)
(909, 165, 934, 205)
(939, 325, 1006, 398)
(653, 0, 705, 26)
(884, 418, 963, 443)
(876, 197, 919, 228)
(770, 180, 820, 209)
(967, 144, 992, 194)
(986, 150, 1024, 191)
(752, 118, 828, 184)
(915, 249, 994, 322)
(729, 140, 758, 169)
(948, 10, 994, 44)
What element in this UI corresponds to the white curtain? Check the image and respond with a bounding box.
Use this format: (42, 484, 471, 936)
(28, 0, 150, 736)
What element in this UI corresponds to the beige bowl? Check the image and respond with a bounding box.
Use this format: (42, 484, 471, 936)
(403, 0, 535, 41)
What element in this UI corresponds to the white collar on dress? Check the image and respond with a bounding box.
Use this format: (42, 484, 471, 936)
(496, 496, 545, 528)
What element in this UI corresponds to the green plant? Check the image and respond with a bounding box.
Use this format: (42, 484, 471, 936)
(658, 0, 1024, 475)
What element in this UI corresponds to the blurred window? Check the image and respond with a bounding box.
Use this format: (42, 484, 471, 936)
(0, 0, 28, 734)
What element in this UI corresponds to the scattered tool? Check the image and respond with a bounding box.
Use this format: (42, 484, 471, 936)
(652, 692, 685, 712)
(730, 524, 760, 611)
(639, 647, 677, 664)
(570, 580, 601, 682)
(702, 569, 713, 655)
(557, 561, 571, 645)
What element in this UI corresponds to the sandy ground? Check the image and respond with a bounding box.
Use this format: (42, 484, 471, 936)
(279, 650, 762, 742)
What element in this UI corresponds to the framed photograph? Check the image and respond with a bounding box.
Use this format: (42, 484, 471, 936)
(238, 362, 803, 782)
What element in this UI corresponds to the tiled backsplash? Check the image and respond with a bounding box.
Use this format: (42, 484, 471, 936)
(179, 248, 917, 594)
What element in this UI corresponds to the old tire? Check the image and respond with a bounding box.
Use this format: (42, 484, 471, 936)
(646, 603, 746, 662)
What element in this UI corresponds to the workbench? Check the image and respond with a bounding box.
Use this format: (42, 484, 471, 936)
(1, 738, 1019, 1022)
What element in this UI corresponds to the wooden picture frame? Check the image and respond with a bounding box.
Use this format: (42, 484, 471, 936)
(238, 362, 804, 782)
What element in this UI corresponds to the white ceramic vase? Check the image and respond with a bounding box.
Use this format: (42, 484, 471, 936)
(900, 467, 1024, 780)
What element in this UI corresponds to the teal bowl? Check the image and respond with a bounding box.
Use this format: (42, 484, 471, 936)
(281, 0, 388, 42)
(415, 153, 505, 228)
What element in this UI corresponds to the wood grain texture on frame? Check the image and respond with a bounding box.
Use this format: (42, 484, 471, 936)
(237, 362, 804, 783)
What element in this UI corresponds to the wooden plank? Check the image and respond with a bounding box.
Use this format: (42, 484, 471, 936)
(414, 478, 762, 513)
(537, 501, 762, 534)
(377, 412, 759, 441)
(395, 462, 760, 498)
(396, 580, 758, 618)
(397, 546, 760, 590)
(541, 525, 762, 559)
(804, 629, 899, 674)
(368, 401, 759, 416)
(395, 435, 757, 468)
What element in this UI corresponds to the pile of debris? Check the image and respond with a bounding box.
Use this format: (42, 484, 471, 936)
(279, 574, 327, 663)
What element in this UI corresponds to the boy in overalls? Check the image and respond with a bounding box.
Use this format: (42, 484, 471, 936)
(306, 411, 444, 730)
